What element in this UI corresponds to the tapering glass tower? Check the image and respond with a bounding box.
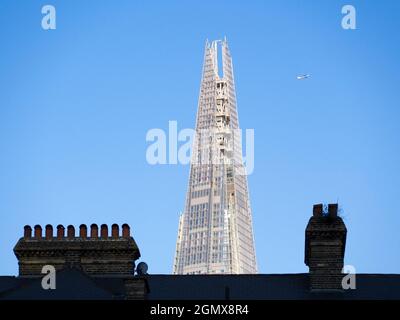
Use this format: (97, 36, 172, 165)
(173, 39, 257, 274)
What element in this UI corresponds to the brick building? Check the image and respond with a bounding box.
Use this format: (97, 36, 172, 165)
(1, 205, 400, 300)
(0, 223, 147, 299)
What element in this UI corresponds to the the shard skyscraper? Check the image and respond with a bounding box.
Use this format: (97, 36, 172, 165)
(173, 39, 257, 274)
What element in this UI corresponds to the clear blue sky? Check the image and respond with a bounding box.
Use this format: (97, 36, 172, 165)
(1, 0, 399, 275)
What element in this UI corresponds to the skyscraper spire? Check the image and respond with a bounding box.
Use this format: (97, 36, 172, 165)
(173, 39, 257, 274)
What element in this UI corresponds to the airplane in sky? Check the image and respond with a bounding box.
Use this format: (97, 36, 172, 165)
(296, 74, 311, 80)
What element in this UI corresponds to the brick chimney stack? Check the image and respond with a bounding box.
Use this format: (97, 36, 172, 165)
(14, 223, 141, 277)
(305, 204, 347, 291)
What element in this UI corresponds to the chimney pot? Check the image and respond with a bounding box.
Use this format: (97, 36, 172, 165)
(122, 224, 130, 238)
(100, 224, 108, 239)
(56, 225, 65, 239)
(67, 225, 75, 239)
(34, 225, 42, 239)
(328, 203, 338, 218)
(45, 224, 53, 240)
(313, 204, 323, 217)
(112, 224, 119, 239)
(24, 225, 32, 239)
(90, 224, 98, 238)
(79, 224, 87, 238)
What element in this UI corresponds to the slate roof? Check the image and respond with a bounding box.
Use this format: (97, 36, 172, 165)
(146, 274, 400, 300)
(1, 272, 400, 300)
(0, 268, 127, 300)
